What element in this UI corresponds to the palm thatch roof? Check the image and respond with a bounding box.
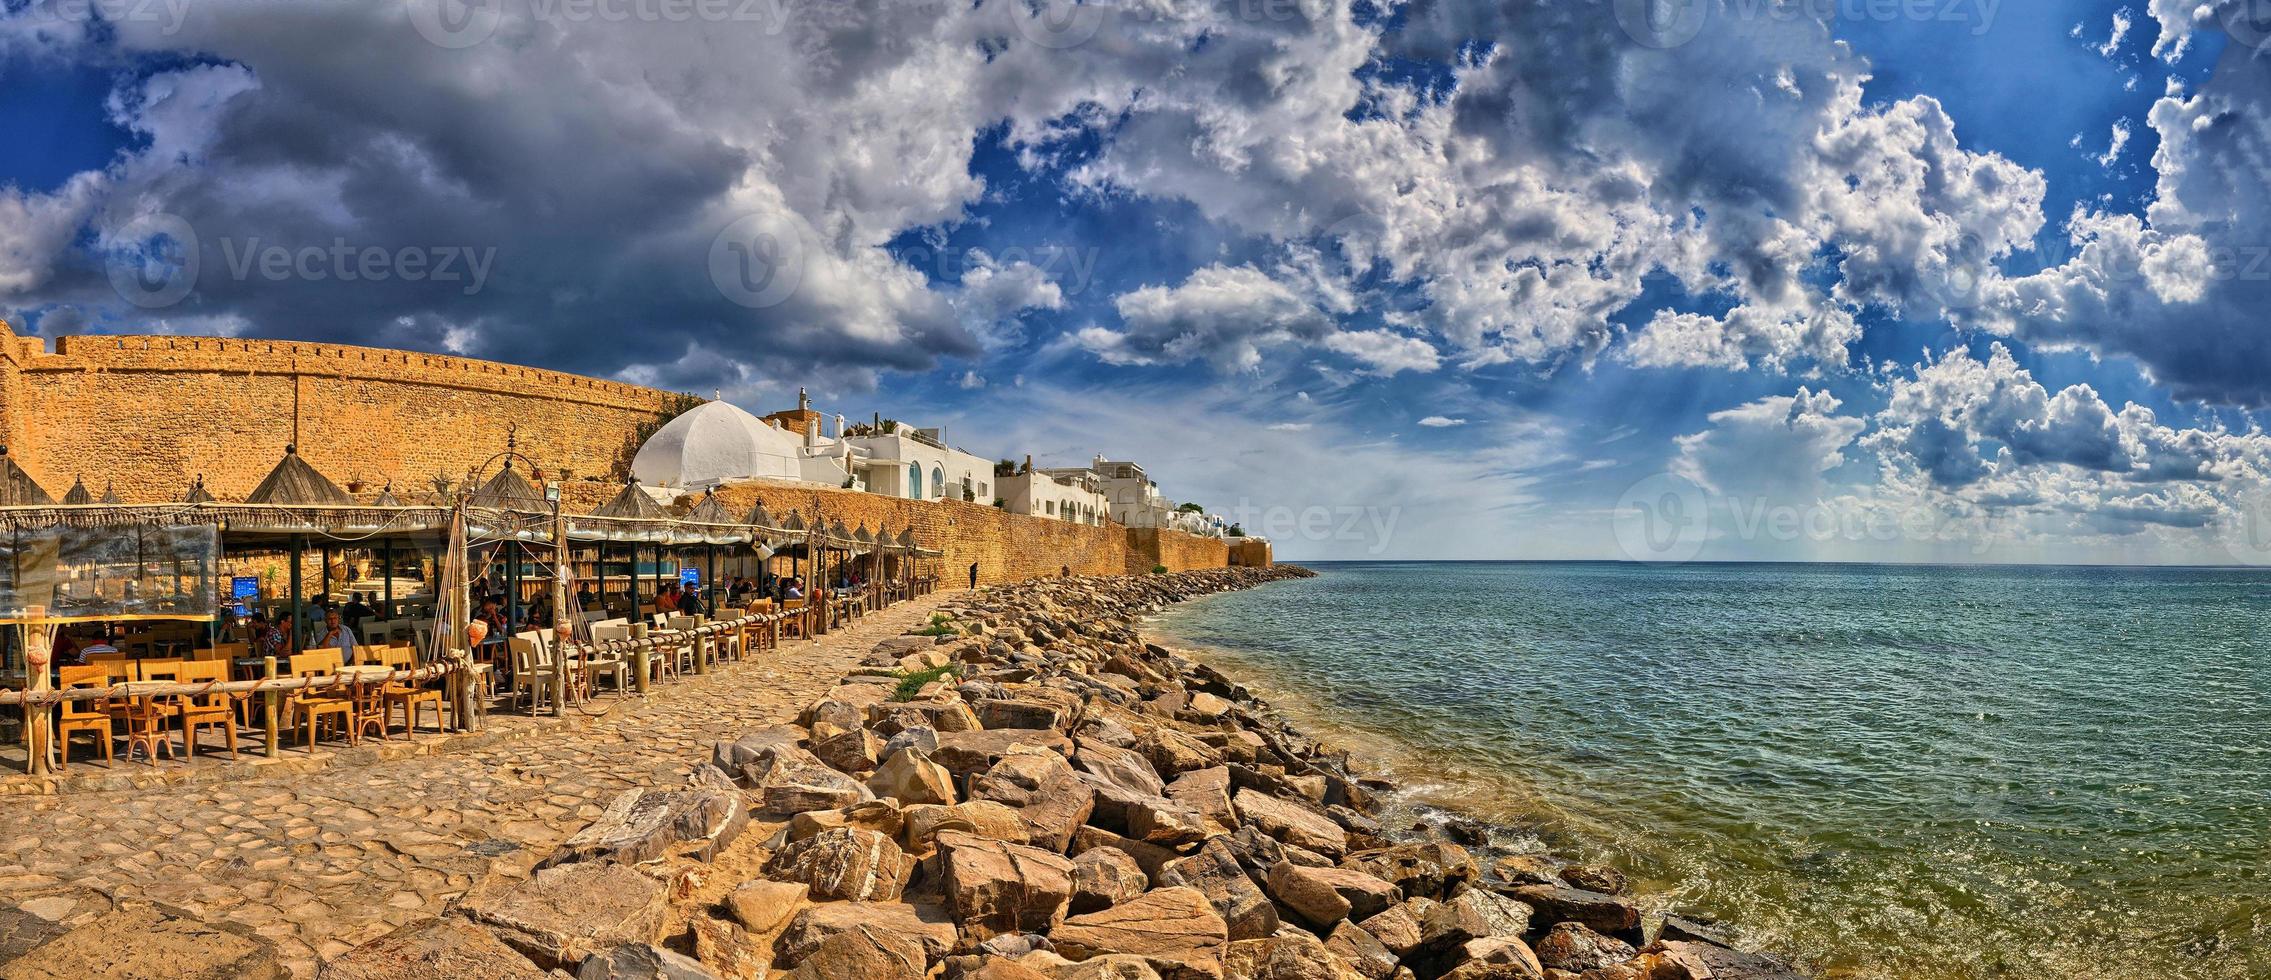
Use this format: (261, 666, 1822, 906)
(181, 475, 214, 504)
(589, 478, 669, 521)
(373, 482, 403, 507)
(780, 509, 806, 533)
(98, 481, 120, 505)
(466, 462, 547, 510)
(62, 476, 91, 505)
(745, 500, 774, 530)
(685, 490, 736, 525)
(0, 447, 54, 506)
(245, 445, 356, 506)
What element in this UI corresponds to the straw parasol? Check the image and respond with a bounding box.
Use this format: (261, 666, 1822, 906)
(61, 476, 91, 505)
(685, 489, 736, 525)
(180, 474, 215, 504)
(244, 444, 355, 506)
(373, 482, 404, 508)
(589, 477, 669, 521)
(0, 446, 53, 506)
(465, 459, 547, 511)
(97, 481, 120, 505)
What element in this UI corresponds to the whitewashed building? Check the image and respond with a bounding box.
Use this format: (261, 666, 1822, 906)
(844, 422, 994, 504)
(1000, 458, 1109, 524)
(631, 399, 848, 491)
(1042, 456, 1177, 528)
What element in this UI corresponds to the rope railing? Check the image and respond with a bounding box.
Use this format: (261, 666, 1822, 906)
(0, 664, 451, 707)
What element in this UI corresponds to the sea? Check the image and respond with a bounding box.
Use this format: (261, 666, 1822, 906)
(1148, 561, 2270, 980)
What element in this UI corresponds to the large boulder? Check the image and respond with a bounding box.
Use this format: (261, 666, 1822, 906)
(574, 943, 721, 979)
(1055, 955, 1167, 979)
(788, 800, 907, 844)
(1134, 729, 1222, 777)
(762, 828, 913, 902)
(1648, 941, 1808, 980)
(975, 698, 1066, 731)
(1354, 899, 1433, 958)
(1050, 887, 1229, 980)
(800, 684, 893, 731)
(460, 862, 669, 970)
(1321, 922, 1398, 980)
(902, 800, 1031, 852)
(1263, 862, 1399, 928)
(932, 731, 1074, 779)
(812, 727, 886, 774)
(1069, 826, 1181, 880)
(937, 831, 1079, 941)
(542, 788, 745, 868)
(1220, 933, 1364, 980)
(1505, 886, 1640, 944)
(1163, 767, 1238, 836)
(1231, 790, 1347, 858)
(1071, 846, 1151, 914)
(776, 902, 957, 966)
(1530, 923, 1635, 974)
(1415, 891, 1532, 966)
(1074, 740, 1168, 797)
(1435, 937, 1543, 980)
(1156, 838, 1280, 942)
(869, 747, 958, 806)
(1341, 843, 1476, 902)
(969, 752, 1097, 852)
(726, 879, 808, 934)
(746, 746, 876, 815)
(780, 927, 927, 980)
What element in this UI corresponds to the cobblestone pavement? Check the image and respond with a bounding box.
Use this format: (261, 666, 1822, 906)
(0, 593, 954, 977)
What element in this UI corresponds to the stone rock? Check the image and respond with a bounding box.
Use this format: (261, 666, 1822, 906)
(1053, 955, 1165, 979)
(312, 918, 547, 979)
(1069, 826, 1181, 880)
(1557, 866, 1626, 896)
(1157, 838, 1280, 942)
(1656, 915, 1735, 948)
(977, 698, 1066, 731)
(882, 725, 941, 759)
(1221, 934, 1367, 980)
(726, 879, 808, 934)
(1231, 790, 1347, 858)
(957, 957, 1055, 980)
(1050, 887, 1228, 980)
(1071, 845, 1150, 914)
(801, 685, 892, 732)
(1343, 843, 1476, 902)
(813, 727, 886, 774)
(789, 799, 907, 844)
(713, 727, 805, 774)
(776, 901, 957, 966)
(762, 828, 913, 902)
(544, 789, 745, 868)
(1355, 900, 1433, 957)
(461, 862, 669, 970)
(1322, 923, 1398, 980)
(1436, 937, 1543, 980)
(747, 748, 877, 815)
(690, 915, 772, 980)
(1163, 768, 1238, 836)
(1134, 729, 1222, 777)
(871, 697, 983, 734)
(1100, 653, 1163, 682)
(870, 746, 959, 806)
(1074, 740, 1168, 797)
(1264, 862, 1399, 928)
(1649, 941, 1808, 980)
(781, 927, 928, 980)
(1179, 693, 1234, 724)
(1531, 923, 1635, 974)
(1488, 855, 1562, 888)
(970, 752, 1098, 852)
(938, 831, 1078, 940)
(903, 800, 1032, 851)
(933, 730, 1076, 779)
(1506, 887, 1640, 943)
(1415, 890, 1532, 965)
(1123, 795, 1213, 848)
(576, 943, 722, 979)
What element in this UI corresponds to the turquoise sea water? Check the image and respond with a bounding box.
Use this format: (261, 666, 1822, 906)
(1150, 561, 2270, 979)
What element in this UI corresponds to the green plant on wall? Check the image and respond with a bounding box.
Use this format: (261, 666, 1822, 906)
(1150, 564, 1168, 574)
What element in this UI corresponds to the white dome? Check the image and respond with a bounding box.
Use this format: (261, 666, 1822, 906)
(631, 400, 808, 489)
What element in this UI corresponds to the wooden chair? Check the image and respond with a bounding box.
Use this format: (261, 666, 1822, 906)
(781, 599, 809, 640)
(507, 637, 553, 713)
(56, 665, 117, 768)
(287, 652, 355, 749)
(121, 659, 185, 764)
(377, 646, 448, 735)
(176, 660, 239, 761)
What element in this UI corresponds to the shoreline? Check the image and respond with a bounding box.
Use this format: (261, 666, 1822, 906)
(321, 565, 1810, 979)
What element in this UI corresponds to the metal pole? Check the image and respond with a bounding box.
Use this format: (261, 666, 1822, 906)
(551, 502, 568, 716)
(596, 541, 608, 617)
(382, 537, 395, 619)
(288, 535, 304, 654)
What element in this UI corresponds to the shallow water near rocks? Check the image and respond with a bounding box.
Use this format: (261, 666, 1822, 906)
(1149, 560, 2271, 980)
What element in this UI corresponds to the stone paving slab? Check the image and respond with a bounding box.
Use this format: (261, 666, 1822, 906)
(0, 594, 954, 978)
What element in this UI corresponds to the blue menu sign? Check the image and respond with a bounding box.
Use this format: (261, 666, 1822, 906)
(679, 567, 701, 588)
(230, 576, 260, 616)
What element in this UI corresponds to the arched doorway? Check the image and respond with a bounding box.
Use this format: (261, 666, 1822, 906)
(907, 462, 922, 500)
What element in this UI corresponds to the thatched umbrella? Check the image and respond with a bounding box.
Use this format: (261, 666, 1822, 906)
(61, 476, 91, 505)
(97, 481, 120, 505)
(181, 475, 214, 504)
(0, 446, 53, 506)
(245, 444, 354, 651)
(683, 490, 738, 601)
(465, 460, 546, 512)
(586, 478, 668, 613)
(373, 482, 403, 508)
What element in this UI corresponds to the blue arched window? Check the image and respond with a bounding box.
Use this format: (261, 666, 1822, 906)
(907, 462, 922, 500)
(931, 466, 945, 498)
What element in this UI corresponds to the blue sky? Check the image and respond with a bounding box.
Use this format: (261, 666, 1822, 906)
(4, 0, 2270, 564)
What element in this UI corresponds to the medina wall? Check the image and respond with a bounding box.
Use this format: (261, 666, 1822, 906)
(0, 325, 670, 501)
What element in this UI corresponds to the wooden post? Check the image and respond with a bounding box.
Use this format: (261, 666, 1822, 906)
(263, 655, 280, 757)
(693, 632, 708, 675)
(551, 503, 569, 716)
(634, 646, 651, 695)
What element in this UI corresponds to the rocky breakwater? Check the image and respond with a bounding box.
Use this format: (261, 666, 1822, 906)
(326, 565, 1809, 980)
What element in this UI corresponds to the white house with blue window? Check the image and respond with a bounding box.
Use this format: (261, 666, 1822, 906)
(845, 424, 993, 504)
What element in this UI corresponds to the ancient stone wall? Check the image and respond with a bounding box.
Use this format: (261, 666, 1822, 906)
(0, 325, 669, 501)
(1228, 537, 1274, 567)
(1123, 526, 1231, 575)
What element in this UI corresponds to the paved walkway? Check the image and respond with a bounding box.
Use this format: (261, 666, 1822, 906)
(0, 593, 954, 977)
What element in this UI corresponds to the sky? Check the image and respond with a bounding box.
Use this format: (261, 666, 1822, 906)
(3, 0, 2271, 565)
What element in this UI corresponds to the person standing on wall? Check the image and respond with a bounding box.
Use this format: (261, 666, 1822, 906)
(968, 562, 979, 590)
